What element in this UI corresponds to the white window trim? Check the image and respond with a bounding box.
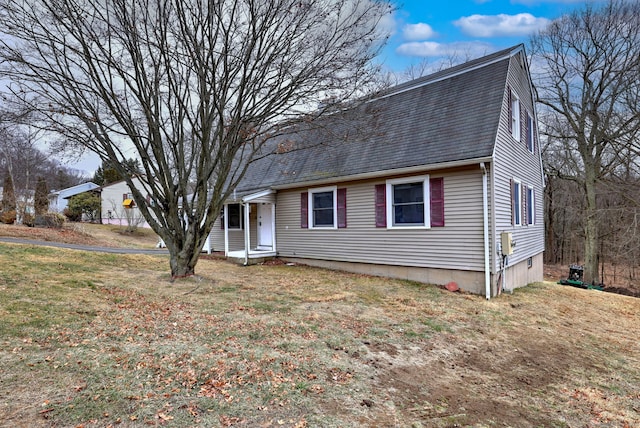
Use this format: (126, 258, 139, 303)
(224, 203, 244, 231)
(308, 185, 337, 229)
(386, 175, 431, 229)
(527, 186, 535, 225)
(513, 179, 522, 226)
(511, 92, 520, 141)
(527, 113, 534, 153)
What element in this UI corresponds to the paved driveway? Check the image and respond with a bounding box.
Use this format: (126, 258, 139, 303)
(0, 237, 169, 255)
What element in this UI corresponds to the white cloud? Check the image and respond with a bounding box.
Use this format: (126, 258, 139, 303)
(402, 23, 436, 41)
(396, 40, 495, 58)
(454, 13, 550, 38)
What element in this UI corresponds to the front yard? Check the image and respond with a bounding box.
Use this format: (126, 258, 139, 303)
(0, 239, 639, 427)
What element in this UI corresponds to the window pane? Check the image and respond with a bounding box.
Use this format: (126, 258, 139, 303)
(313, 191, 333, 209)
(392, 182, 424, 225)
(228, 204, 241, 229)
(394, 204, 424, 225)
(514, 183, 521, 225)
(312, 191, 334, 227)
(314, 208, 334, 226)
(393, 183, 423, 204)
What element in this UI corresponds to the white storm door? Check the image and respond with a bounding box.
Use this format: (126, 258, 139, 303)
(257, 203, 273, 249)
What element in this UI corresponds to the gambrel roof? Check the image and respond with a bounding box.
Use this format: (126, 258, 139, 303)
(234, 45, 522, 194)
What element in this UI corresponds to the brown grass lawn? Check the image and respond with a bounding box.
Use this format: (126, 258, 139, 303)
(0, 224, 639, 427)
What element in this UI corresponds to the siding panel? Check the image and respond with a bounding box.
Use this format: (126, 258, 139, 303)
(275, 169, 486, 271)
(492, 55, 545, 273)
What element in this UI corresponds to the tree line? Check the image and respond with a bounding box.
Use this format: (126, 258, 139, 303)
(532, 0, 640, 285)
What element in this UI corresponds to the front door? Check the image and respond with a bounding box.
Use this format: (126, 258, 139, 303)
(257, 203, 273, 250)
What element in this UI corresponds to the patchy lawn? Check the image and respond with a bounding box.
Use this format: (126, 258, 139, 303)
(0, 223, 159, 249)
(0, 242, 639, 427)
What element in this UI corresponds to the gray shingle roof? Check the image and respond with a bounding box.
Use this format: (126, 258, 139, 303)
(235, 45, 519, 194)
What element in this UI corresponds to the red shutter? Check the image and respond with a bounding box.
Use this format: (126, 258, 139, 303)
(375, 184, 386, 228)
(533, 119, 538, 154)
(337, 188, 347, 228)
(301, 192, 308, 229)
(524, 111, 530, 148)
(507, 87, 512, 133)
(520, 101, 526, 145)
(430, 177, 444, 227)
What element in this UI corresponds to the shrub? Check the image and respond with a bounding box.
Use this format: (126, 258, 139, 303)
(63, 207, 81, 222)
(22, 213, 35, 227)
(34, 213, 66, 228)
(0, 210, 16, 224)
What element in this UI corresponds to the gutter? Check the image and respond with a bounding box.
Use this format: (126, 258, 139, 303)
(481, 162, 491, 300)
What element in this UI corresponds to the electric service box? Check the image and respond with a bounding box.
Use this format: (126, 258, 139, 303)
(501, 232, 513, 256)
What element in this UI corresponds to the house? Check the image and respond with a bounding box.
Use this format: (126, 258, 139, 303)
(205, 44, 544, 298)
(48, 182, 100, 213)
(100, 177, 151, 228)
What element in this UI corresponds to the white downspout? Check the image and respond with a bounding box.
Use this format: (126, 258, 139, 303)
(481, 162, 491, 300)
(243, 203, 250, 266)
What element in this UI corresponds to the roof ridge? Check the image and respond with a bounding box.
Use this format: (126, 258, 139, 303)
(374, 44, 523, 101)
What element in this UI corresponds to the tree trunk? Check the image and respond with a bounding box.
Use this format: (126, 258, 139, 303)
(583, 171, 599, 285)
(169, 249, 198, 278)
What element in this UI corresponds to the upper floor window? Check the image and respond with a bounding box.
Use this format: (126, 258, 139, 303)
(510, 92, 520, 141)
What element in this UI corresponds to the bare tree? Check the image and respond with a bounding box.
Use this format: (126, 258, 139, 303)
(0, 0, 392, 277)
(530, 0, 640, 284)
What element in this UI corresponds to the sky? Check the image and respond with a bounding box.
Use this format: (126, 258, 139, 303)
(379, 0, 600, 73)
(69, 0, 598, 176)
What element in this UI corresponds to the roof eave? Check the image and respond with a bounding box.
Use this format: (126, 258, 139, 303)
(270, 156, 494, 190)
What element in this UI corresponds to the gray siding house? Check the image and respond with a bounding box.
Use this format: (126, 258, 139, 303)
(208, 45, 544, 298)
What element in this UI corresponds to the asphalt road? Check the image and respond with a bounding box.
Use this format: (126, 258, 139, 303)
(0, 236, 169, 255)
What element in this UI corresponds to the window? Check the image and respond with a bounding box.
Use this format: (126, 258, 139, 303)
(511, 179, 522, 226)
(221, 203, 243, 230)
(375, 177, 444, 228)
(526, 186, 535, 225)
(300, 186, 347, 229)
(311, 189, 335, 228)
(385, 176, 430, 228)
(510, 92, 520, 141)
(526, 114, 534, 153)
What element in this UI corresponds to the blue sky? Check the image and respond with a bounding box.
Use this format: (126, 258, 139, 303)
(380, 0, 598, 72)
(69, 0, 599, 175)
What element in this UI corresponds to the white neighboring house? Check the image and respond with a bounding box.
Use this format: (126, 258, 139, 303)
(99, 178, 214, 253)
(48, 182, 100, 213)
(100, 177, 150, 229)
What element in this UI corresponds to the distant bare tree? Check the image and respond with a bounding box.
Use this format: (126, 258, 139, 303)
(0, 0, 392, 277)
(530, 0, 640, 284)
